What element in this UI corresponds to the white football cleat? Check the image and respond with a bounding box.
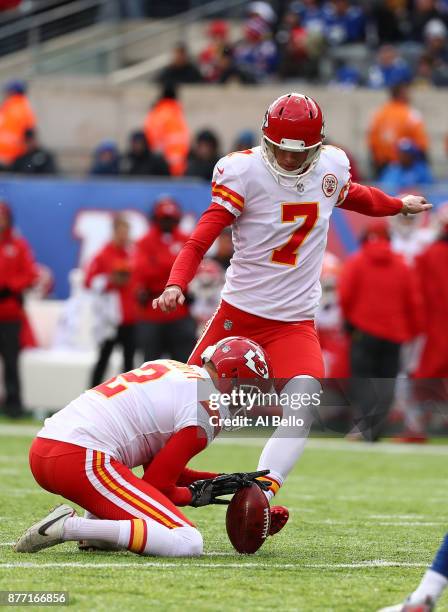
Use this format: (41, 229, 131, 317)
(378, 596, 435, 612)
(15, 504, 76, 553)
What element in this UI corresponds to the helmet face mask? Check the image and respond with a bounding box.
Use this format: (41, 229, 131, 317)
(261, 92, 325, 187)
(261, 138, 323, 185)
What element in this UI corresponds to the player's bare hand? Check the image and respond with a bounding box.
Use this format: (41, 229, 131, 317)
(400, 195, 433, 215)
(152, 285, 185, 312)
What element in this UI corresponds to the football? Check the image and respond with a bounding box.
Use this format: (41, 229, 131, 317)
(226, 483, 271, 554)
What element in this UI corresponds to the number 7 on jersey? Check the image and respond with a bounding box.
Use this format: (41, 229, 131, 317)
(271, 202, 319, 267)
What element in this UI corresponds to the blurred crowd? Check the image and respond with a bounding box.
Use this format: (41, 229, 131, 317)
(0, 79, 257, 182)
(0, 77, 446, 184)
(157, 1, 448, 88)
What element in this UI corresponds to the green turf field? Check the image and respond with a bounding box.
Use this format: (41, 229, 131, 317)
(1, 425, 447, 612)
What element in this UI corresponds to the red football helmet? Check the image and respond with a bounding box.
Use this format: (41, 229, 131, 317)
(261, 93, 325, 185)
(152, 196, 182, 223)
(201, 336, 272, 393)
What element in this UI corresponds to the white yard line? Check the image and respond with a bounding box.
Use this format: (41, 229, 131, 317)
(0, 425, 40, 436)
(369, 515, 427, 519)
(217, 437, 448, 456)
(0, 456, 28, 462)
(2, 424, 448, 457)
(0, 560, 428, 570)
(303, 518, 445, 526)
(5, 490, 45, 496)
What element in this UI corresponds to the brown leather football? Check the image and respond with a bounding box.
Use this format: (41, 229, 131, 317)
(226, 484, 271, 554)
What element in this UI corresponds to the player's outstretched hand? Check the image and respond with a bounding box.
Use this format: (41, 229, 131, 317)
(188, 470, 271, 507)
(400, 195, 433, 216)
(152, 285, 185, 313)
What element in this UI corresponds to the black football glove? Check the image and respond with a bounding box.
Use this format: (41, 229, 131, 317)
(188, 470, 272, 507)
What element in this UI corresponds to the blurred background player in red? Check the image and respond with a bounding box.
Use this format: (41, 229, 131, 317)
(189, 259, 225, 336)
(414, 204, 448, 380)
(84, 213, 137, 387)
(339, 220, 424, 441)
(389, 209, 435, 265)
(316, 252, 349, 379)
(387, 210, 436, 442)
(133, 196, 196, 362)
(0, 200, 37, 417)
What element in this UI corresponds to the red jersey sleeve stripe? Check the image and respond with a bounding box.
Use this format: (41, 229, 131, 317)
(212, 183, 244, 205)
(213, 191, 244, 212)
(211, 182, 244, 208)
(212, 190, 244, 211)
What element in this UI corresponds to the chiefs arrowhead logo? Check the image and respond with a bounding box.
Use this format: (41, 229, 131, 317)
(322, 173, 338, 198)
(244, 349, 269, 378)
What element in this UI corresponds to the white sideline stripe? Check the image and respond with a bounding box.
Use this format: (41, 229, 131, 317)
(0, 543, 14, 546)
(375, 522, 445, 526)
(369, 515, 426, 519)
(303, 519, 446, 527)
(216, 438, 448, 457)
(0, 456, 28, 462)
(2, 486, 42, 495)
(0, 425, 40, 436)
(0, 561, 428, 570)
(2, 423, 448, 456)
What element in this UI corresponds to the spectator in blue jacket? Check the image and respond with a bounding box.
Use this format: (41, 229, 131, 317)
(379, 138, 434, 190)
(294, 0, 326, 32)
(367, 45, 413, 89)
(323, 0, 366, 45)
(89, 141, 120, 176)
(233, 17, 278, 82)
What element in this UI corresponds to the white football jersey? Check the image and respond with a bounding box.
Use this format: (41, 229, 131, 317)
(37, 360, 218, 468)
(211, 145, 351, 321)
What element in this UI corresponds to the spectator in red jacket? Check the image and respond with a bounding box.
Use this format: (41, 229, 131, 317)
(133, 197, 196, 362)
(339, 220, 423, 440)
(84, 213, 137, 387)
(0, 201, 37, 417)
(414, 205, 448, 378)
